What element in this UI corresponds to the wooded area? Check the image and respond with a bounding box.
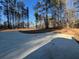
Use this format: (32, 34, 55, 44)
(0, 0, 79, 30)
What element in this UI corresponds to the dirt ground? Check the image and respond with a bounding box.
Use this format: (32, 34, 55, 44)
(0, 28, 35, 32)
(1, 28, 79, 41)
(55, 28, 79, 41)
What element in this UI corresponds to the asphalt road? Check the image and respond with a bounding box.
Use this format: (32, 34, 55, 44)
(0, 32, 77, 59)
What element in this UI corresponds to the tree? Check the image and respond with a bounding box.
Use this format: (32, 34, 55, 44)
(0, 0, 28, 28)
(34, 0, 49, 29)
(26, 7, 29, 28)
(17, 0, 28, 28)
(0, 0, 17, 28)
(1, 0, 11, 28)
(0, 6, 2, 26)
(34, 0, 66, 29)
(74, 0, 79, 19)
(34, 11, 39, 28)
(72, 0, 79, 28)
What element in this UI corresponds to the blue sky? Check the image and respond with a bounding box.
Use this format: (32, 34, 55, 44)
(1, 0, 73, 24)
(24, 0, 38, 24)
(67, 0, 73, 9)
(24, 0, 73, 24)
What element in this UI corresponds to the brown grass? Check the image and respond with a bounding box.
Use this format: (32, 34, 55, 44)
(1, 28, 79, 41)
(0, 28, 35, 32)
(55, 28, 79, 41)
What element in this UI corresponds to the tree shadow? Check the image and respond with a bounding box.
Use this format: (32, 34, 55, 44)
(19, 28, 62, 34)
(24, 37, 79, 59)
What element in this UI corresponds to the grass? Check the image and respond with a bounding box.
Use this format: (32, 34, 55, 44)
(1, 27, 79, 42)
(55, 28, 79, 41)
(0, 28, 34, 32)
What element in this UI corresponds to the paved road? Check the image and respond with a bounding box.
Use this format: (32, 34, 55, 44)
(0, 32, 73, 59)
(25, 38, 79, 59)
(0, 32, 56, 59)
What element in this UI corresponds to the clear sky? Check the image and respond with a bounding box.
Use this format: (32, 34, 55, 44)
(1, 0, 73, 24)
(24, 0, 73, 24)
(24, 0, 38, 24)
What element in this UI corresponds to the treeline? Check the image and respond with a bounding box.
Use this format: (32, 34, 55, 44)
(0, 0, 79, 30)
(0, 0, 29, 29)
(34, 0, 79, 29)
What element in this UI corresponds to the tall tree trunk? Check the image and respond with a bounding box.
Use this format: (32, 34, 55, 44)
(27, 17, 29, 28)
(13, 0, 16, 29)
(7, 1, 10, 28)
(27, 7, 29, 28)
(7, 11, 10, 28)
(36, 19, 38, 29)
(45, 3, 49, 29)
